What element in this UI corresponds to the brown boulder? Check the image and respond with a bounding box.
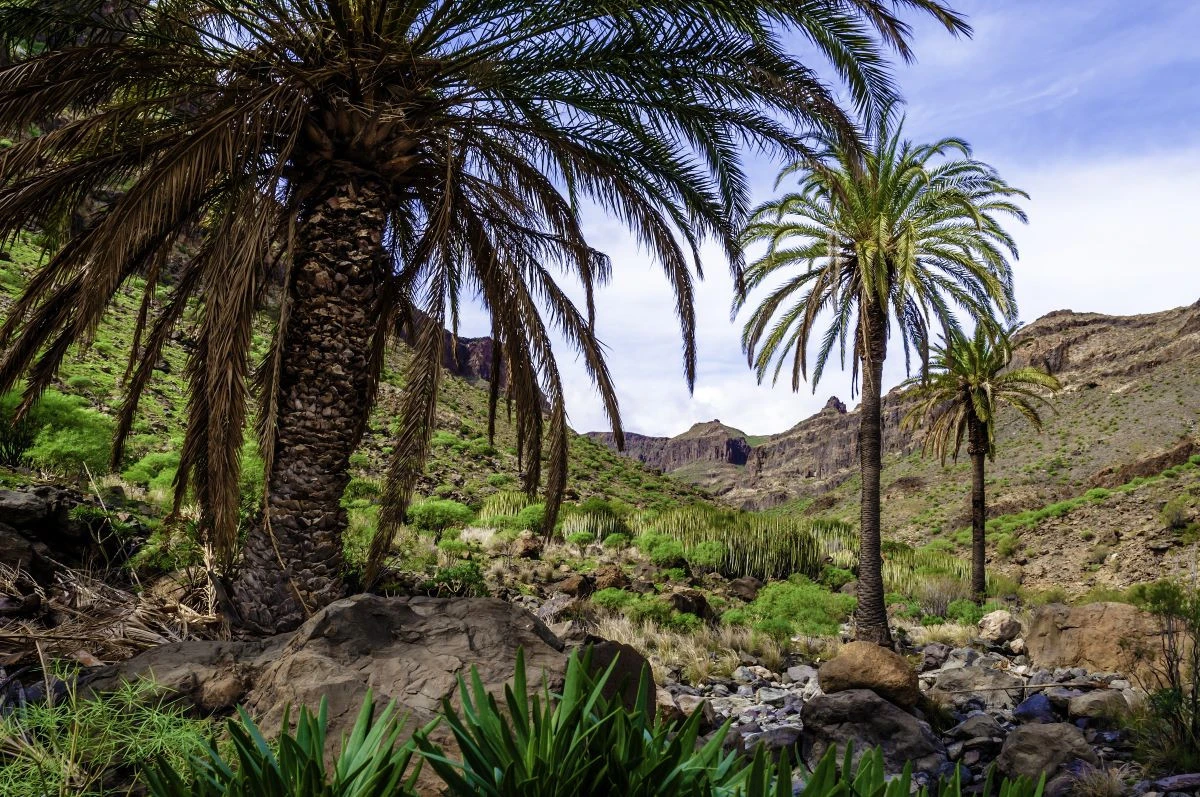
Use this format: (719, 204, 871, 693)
(513, 533, 542, 559)
(664, 588, 712, 621)
(729, 576, 762, 602)
(817, 641, 920, 709)
(801, 690, 946, 774)
(1026, 602, 1162, 678)
(593, 564, 629, 591)
(549, 572, 594, 597)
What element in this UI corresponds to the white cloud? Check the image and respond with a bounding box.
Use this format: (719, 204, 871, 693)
(457, 148, 1200, 440)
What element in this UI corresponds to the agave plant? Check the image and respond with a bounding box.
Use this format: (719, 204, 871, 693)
(144, 691, 434, 797)
(417, 647, 793, 797)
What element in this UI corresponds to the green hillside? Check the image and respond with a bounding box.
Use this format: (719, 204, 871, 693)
(0, 235, 710, 518)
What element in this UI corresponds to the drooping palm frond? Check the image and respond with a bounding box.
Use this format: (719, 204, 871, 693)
(901, 323, 1062, 464)
(0, 0, 968, 589)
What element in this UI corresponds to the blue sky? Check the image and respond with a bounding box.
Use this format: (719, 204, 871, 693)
(469, 1, 1200, 438)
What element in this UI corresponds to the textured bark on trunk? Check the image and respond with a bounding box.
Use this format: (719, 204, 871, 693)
(968, 417, 988, 602)
(231, 179, 389, 634)
(855, 303, 892, 647)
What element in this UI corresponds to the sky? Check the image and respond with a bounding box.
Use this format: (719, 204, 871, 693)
(464, 1, 1200, 439)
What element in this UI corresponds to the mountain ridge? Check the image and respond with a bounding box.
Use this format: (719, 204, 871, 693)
(587, 300, 1200, 513)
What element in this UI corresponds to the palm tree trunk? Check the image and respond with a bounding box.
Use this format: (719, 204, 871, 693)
(968, 418, 988, 602)
(231, 179, 389, 634)
(855, 304, 892, 646)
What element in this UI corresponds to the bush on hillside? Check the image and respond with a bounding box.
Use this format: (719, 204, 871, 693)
(634, 531, 687, 568)
(1127, 579, 1200, 774)
(1162, 497, 1192, 531)
(1, 389, 114, 475)
(723, 575, 856, 640)
(685, 540, 725, 572)
(408, 499, 474, 539)
(515, 502, 546, 532)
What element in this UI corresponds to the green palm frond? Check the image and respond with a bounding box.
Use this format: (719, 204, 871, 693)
(901, 323, 1063, 464)
(736, 101, 1028, 396)
(0, 0, 965, 575)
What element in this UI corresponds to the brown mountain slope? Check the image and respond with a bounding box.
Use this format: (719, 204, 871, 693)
(588, 300, 1200, 525)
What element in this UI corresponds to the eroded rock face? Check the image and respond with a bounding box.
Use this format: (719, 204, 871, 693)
(586, 420, 752, 472)
(817, 641, 920, 709)
(1025, 602, 1162, 677)
(801, 690, 947, 775)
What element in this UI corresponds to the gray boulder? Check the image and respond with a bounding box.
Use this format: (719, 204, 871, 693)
(996, 723, 1099, 779)
(801, 689, 947, 775)
(930, 666, 1025, 711)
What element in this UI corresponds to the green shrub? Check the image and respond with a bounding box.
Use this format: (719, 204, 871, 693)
(485, 473, 513, 488)
(731, 575, 856, 639)
(515, 503, 546, 532)
(686, 541, 725, 572)
(123, 450, 181, 490)
(592, 588, 636, 612)
(343, 477, 382, 501)
(602, 532, 631, 550)
(1127, 580, 1200, 773)
(818, 564, 855, 591)
(431, 431, 460, 449)
(146, 690, 428, 797)
(467, 437, 496, 457)
(408, 499, 474, 537)
(634, 532, 686, 568)
(0, 679, 213, 797)
(437, 538, 473, 560)
(566, 531, 595, 551)
(0, 391, 38, 467)
(1163, 497, 1192, 531)
(420, 561, 487, 597)
(0, 389, 114, 475)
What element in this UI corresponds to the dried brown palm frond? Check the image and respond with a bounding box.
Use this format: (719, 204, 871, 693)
(0, 562, 219, 667)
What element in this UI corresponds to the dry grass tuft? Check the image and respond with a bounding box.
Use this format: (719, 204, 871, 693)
(1069, 765, 1132, 797)
(900, 619, 974, 648)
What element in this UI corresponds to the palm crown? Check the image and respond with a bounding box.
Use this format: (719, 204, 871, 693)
(736, 102, 1028, 391)
(903, 324, 1062, 463)
(0, 0, 967, 630)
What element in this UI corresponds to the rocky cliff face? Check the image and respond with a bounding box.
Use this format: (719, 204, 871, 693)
(587, 420, 751, 472)
(587, 301, 1200, 516)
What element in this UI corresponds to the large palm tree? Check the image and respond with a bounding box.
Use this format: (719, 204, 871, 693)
(903, 325, 1060, 601)
(0, 1, 968, 633)
(736, 104, 1027, 645)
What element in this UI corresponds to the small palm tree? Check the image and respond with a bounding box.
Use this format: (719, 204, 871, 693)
(0, 0, 967, 632)
(736, 103, 1027, 645)
(903, 325, 1060, 601)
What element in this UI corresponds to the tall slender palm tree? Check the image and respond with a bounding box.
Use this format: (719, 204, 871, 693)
(736, 104, 1027, 645)
(0, 1, 968, 633)
(903, 325, 1060, 601)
